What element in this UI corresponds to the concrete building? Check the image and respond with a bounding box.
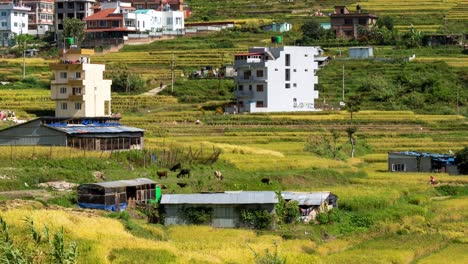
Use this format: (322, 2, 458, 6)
(54, 0, 95, 43)
(233, 46, 320, 113)
(49, 48, 111, 118)
(23, 0, 54, 36)
(0, 2, 30, 46)
(330, 5, 378, 39)
(123, 0, 190, 17)
(388, 151, 459, 175)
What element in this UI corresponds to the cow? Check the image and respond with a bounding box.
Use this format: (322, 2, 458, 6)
(214, 171, 223, 181)
(261, 177, 271, 184)
(170, 163, 181, 172)
(177, 169, 190, 178)
(177, 182, 187, 188)
(157, 171, 168, 179)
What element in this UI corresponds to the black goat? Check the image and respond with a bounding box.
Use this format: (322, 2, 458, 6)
(170, 163, 181, 172)
(177, 169, 190, 178)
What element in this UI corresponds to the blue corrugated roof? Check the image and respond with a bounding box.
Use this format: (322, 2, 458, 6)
(45, 124, 144, 135)
(391, 151, 456, 165)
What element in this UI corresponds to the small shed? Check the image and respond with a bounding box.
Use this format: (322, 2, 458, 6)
(282, 191, 338, 222)
(78, 178, 157, 211)
(262, 22, 292, 33)
(161, 191, 277, 228)
(388, 151, 459, 175)
(349, 47, 374, 58)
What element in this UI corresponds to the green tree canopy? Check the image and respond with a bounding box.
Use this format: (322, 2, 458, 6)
(301, 20, 324, 41)
(62, 17, 85, 46)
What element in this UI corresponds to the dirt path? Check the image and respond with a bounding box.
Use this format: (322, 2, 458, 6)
(142, 85, 168, 96)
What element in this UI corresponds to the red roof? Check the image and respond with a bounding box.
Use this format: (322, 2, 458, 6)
(85, 27, 136, 32)
(83, 8, 121, 21)
(234, 52, 264, 56)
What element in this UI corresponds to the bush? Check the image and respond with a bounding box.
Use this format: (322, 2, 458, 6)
(241, 209, 274, 230)
(179, 206, 213, 225)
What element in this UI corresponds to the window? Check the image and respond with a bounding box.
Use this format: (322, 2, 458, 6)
(99, 20, 106, 27)
(275, 68, 278, 71)
(58, 13, 63, 19)
(1, 22, 6, 27)
(243, 70, 251, 80)
(79, 3, 85, 11)
(57, 3, 63, 9)
(75, 102, 82, 110)
(60, 103, 68, 110)
(60, 87, 67, 94)
(74, 72, 81, 79)
(13, 22, 18, 27)
(59, 72, 67, 79)
(391, 164, 406, 172)
(285, 83, 290, 89)
(293, 69, 296, 72)
(72, 87, 82, 95)
(166, 17, 173, 25)
(285, 54, 290, 66)
(359, 18, 367, 25)
(68, 3, 74, 9)
(256, 84, 264, 92)
(238, 85, 243, 91)
(256, 101, 265, 108)
(305, 69, 308, 72)
(22, 13, 25, 17)
(285, 69, 290, 81)
(22, 23, 25, 28)
(14, 12, 17, 17)
(293, 83, 297, 87)
(256, 70, 263, 78)
(344, 19, 353, 25)
(1, 12, 6, 16)
(104, 101, 110, 115)
(112, 21, 119, 27)
(238, 101, 244, 108)
(176, 17, 181, 25)
(248, 85, 252, 91)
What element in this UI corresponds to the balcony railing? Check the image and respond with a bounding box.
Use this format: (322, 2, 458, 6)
(235, 90, 254, 98)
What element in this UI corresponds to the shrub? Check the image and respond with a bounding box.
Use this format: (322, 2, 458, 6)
(241, 209, 273, 230)
(250, 241, 286, 264)
(179, 207, 213, 225)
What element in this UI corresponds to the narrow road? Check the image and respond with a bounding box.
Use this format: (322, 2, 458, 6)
(142, 85, 167, 96)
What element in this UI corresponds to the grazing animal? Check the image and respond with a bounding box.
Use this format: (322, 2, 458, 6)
(261, 177, 271, 184)
(177, 169, 190, 178)
(177, 182, 187, 188)
(157, 171, 168, 179)
(214, 171, 223, 181)
(170, 163, 181, 172)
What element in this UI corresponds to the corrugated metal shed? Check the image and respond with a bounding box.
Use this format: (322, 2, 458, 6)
(88, 178, 156, 188)
(161, 191, 278, 205)
(45, 124, 144, 135)
(282, 192, 331, 206)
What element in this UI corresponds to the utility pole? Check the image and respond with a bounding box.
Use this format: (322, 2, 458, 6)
(342, 64, 345, 102)
(22, 37, 26, 79)
(171, 51, 174, 93)
(218, 52, 224, 94)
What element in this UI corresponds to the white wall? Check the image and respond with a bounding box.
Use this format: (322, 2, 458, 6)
(235, 46, 320, 113)
(162, 11, 184, 31)
(0, 4, 30, 45)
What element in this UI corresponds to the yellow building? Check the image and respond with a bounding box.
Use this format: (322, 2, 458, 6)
(50, 48, 112, 118)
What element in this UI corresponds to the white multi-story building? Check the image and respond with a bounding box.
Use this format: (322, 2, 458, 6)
(50, 48, 112, 118)
(0, 3, 30, 46)
(233, 46, 320, 113)
(23, 0, 54, 36)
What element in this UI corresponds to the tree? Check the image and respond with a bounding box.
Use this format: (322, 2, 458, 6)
(14, 34, 33, 79)
(346, 126, 357, 158)
(301, 20, 324, 41)
(455, 147, 468, 174)
(62, 17, 85, 46)
(401, 25, 422, 48)
(376, 16, 394, 30)
(345, 95, 361, 122)
(108, 64, 146, 93)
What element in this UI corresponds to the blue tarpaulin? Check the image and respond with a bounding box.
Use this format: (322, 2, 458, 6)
(78, 203, 127, 211)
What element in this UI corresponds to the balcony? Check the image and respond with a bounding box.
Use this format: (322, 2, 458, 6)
(68, 94, 83, 100)
(49, 63, 83, 71)
(235, 90, 254, 98)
